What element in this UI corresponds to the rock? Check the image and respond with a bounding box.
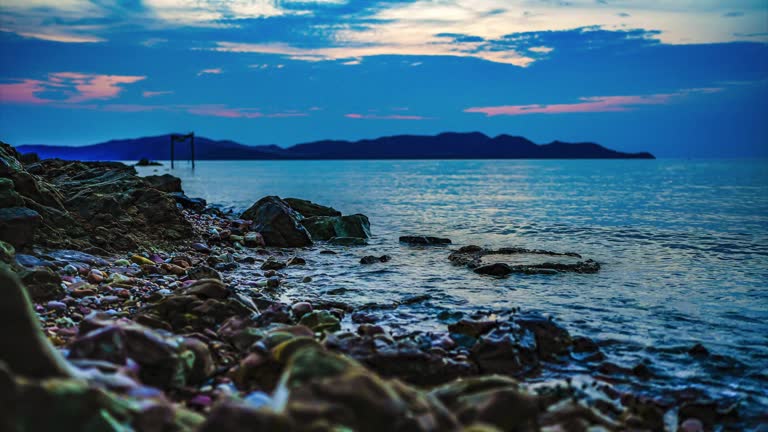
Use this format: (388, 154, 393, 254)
(143, 174, 182, 193)
(191, 242, 211, 253)
(451, 247, 600, 275)
(688, 343, 709, 358)
(0, 177, 24, 207)
(261, 258, 286, 271)
(431, 376, 539, 431)
(68, 314, 191, 388)
(0, 207, 41, 248)
(298, 310, 341, 333)
(186, 265, 221, 280)
(0, 239, 14, 263)
(240, 196, 312, 248)
(284, 197, 341, 217)
(286, 256, 305, 266)
(86, 269, 104, 284)
(15, 254, 54, 269)
(179, 337, 214, 385)
(470, 327, 539, 376)
(399, 236, 452, 245)
(679, 418, 704, 432)
(243, 232, 265, 248)
(136, 158, 162, 166)
(328, 237, 368, 246)
(360, 255, 391, 265)
(301, 214, 371, 241)
(474, 263, 512, 277)
(279, 345, 458, 432)
(448, 319, 498, 338)
(171, 192, 206, 212)
(186, 279, 229, 299)
(291, 302, 313, 318)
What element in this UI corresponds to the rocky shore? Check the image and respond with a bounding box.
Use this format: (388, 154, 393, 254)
(0, 141, 751, 431)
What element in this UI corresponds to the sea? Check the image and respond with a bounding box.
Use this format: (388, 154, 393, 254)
(135, 159, 768, 417)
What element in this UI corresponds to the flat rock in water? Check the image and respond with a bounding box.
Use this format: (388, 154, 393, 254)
(449, 246, 599, 276)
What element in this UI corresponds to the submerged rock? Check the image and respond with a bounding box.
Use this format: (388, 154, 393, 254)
(400, 236, 452, 245)
(450, 246, 600, 276)
(241, 196, 312, 248)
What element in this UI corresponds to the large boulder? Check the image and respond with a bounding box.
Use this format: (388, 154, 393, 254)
(301, 214, 371, 241)
(0, 178, 24, 207)
(0, 207, 41, 248)
(284, 197, 341, 218)
(241, 196, 312, 247)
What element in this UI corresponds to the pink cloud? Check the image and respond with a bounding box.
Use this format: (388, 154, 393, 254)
(0, 79, 49, 104)
(0, 72, 146, 105)
(465, 89, 723, 116)
(345, 113, 428, 120)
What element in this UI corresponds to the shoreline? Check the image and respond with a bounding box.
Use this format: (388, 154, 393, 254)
(0, 143, 761, 431)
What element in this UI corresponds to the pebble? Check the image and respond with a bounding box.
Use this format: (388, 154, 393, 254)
(680, 418, 704, 432)
(46, 301, 67, 311)
(86, 269, 104, 284)
(130, 255, 155, 266)
(291, 302, 313, 318)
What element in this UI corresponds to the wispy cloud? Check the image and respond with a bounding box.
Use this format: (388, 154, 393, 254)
(0, 72, 146, 104)
(345, 113, 429, 120)
(142, 90, 174, 98)
(464, 88, 723, 116)
(197, 68, 223, 76)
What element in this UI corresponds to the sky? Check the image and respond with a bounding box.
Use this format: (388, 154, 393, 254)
(0, 1, 767, 157)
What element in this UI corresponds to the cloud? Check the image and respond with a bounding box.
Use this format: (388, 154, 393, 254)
(464, 88, 723, 116)
(0, 72, 146, 104)
(345, 113, 429, 120)
(197, 68, 223, 76)
(142, 90, 174, 98)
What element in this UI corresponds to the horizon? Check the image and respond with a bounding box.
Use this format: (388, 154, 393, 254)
(1, 1, 767, 157)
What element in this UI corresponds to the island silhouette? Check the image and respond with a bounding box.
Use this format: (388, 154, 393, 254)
(18, 132, 655, 161)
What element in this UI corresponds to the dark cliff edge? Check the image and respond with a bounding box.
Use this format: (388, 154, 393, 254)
(17, 132, 655, 160)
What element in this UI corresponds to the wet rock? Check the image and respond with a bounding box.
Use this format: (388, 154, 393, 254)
(449, 319, 498, 338)
(284, 197, 341, 218)
(170, 192, 206, 212)
(291, 302, 313, 318)
(143, 174, 182, 193)
(471, 327, 539, 376)
(328, 237, 368, 246)
(136, 158, 162, 166)
(191, 242, 211, 253)
(302, 214, 371, 241)
(298, 310, 341, 333)
(286, 256, 305, 266)
(179, 337, 214, 385)
(186, 279, 229, 299)
(431, 376, 539, 431)
(261, 258, 286, 271)
(241, 196, 312, 247)
(515, 314, 572, 359)
(360, 255, 390, 265)
(474, 263, 513, 277)
(243, 232, 265, 248)
(0, 207, 41, 248)
(14, 254, 54, 269)
(688, 343, 709, 358)
(679, 418, 704, 432)
(186, 265, 221, 281)
(399, 236, 452, 245)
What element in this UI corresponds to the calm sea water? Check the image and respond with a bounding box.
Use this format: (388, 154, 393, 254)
(136, 159, 768, 410)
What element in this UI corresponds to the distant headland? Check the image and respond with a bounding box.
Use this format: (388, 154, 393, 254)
(17, 132, 655, 160)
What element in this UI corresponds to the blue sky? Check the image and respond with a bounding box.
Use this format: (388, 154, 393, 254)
(1, 1, 767, 157)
